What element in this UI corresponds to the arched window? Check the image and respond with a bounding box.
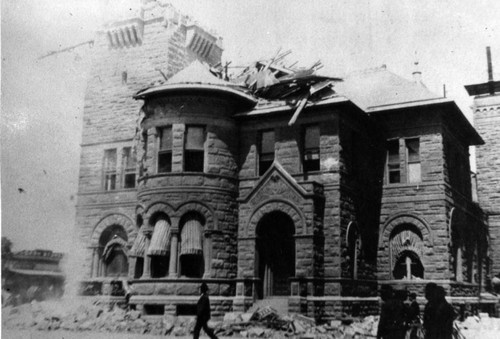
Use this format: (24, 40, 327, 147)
(389, 224, 424, 280)
(346, 222, 361, 279)
(98, 225, 128, 277)
(393, 250, 424, 280)
(179, 213, 204, 278)
(147, 214, 171, 278)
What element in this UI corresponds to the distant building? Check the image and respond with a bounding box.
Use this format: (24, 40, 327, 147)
(466, 47, 500, 285)
(3, 250, 64, 303)
(75, 0, 495, 318)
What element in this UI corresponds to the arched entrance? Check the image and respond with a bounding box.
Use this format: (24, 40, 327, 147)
(256, 211, 295, 298)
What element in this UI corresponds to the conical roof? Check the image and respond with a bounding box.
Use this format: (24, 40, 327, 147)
(165, 60, 233, 86)
(135, 61, 257, 106)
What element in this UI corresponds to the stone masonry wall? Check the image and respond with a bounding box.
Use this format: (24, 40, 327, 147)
(377, 110, 451, 281)
(473, 98, 500, 274)
(76, 2, 222, 280)
(337, 112, 384, 283)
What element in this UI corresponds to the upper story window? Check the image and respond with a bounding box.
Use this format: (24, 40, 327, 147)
(303, 125, 320, 172)
(158, 126, 172, 173)
(184, 126, 205, 172)
(387, 140, 400, 184)
(122, 147, 136, 188)
(406, 138, 421, 183)
(103, 149, 117, 191)
(259, 130, 275, 176)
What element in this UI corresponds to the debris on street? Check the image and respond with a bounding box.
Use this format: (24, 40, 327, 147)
(2, 299, 499, 339)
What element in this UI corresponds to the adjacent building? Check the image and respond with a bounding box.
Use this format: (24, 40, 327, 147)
(75, 0, 495, 318)
(3, 250, 65, 303)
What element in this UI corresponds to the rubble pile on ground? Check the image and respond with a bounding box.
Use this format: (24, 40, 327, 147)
(456, 313, 500, 339)
(3, 301, 380, 338)
(2, 300, 177, 335)
(6, 300, 499, 339)
(217, 308, 378, 338)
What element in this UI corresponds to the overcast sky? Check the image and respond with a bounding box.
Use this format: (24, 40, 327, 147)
(2, 0, 499, 253)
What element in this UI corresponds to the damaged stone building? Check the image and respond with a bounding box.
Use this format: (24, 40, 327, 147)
(75, 1, 498, 318)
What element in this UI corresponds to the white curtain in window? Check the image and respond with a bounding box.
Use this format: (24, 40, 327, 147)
(180, 218, 203, 255)
(129, 231, 147, 257)
(147, 219, 171, 256)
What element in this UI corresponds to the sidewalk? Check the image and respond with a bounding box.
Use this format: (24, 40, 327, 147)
(2, 329, 232, 339)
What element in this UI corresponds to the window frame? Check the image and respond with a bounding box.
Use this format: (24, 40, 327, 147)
(258, 129, 275, 176)
(302, 125, 320, 173)
(122, 146, 136, 189)
(103, 148, 117, 191)
(405, 137, 421, 184)
(157, 126, 173, 173)
(386, 139, 401, 184)
(184, 125, 206, 173)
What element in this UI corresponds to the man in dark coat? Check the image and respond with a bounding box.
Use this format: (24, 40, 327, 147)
(433, 286, 455, 339)
(423, 283, 455, 339)
(423, 282, 437, 339)
(193, 282, 218, 339)
(377, 286, 407, 339)
(406, 292, 420, 339)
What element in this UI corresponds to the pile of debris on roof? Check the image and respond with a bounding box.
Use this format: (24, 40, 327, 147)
(210, 49, 342, 125)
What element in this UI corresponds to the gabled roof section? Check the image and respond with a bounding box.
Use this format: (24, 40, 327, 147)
(134, 61, 257, 106)
(335, 66, 442, 111)
(239, 161, 314, 203)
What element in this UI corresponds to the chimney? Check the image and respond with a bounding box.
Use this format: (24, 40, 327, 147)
(487, 46, 493, 82)
(486, 46, 495, 95)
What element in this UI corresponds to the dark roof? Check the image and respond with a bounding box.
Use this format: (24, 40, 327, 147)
(465, 80, 500, 96)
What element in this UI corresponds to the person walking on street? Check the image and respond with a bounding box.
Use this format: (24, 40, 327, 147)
(193, 282, 218, 339)
(406, 292, 420, 339)
(423, 283, 437, 339)
(377, 286, 407, 339)
(433, 286, 455, 339)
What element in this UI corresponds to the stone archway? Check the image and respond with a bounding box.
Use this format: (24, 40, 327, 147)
(255, 211, 295, 298)
(379, 213, 432, 280)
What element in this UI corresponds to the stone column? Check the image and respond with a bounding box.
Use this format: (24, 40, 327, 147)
(128, 257, 137, 280)
(169, 232, 179, 277)
(91, 247, 99, 278)
(169, 217, 180, 277)
(456, 247, 463, 282)
(141, 230, 152, 279)
(203, 232, 212, 278)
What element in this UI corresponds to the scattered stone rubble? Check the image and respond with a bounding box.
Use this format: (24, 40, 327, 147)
(455, 312, 500, 339)
(2, 300, 499, 339)
(2, 300, 379, 338)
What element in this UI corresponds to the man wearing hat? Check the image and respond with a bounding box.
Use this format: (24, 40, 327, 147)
(193, 282, 218, 339)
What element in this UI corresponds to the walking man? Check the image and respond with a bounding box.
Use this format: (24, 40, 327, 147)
(193, 282, 218, 339)
(406, 292, 420, 339)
